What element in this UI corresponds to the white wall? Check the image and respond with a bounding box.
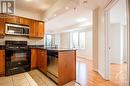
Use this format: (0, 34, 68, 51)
(0, 36, 44, 45)
(77, 30, 93, 60)
(93, 7, 106, 79)
(109, 23, 122, 64)
(123, 25, 127, 62)
(93, 8, 99, 71)
(60, 32, 70, 49)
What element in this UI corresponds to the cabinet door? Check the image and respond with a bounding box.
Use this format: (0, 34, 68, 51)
(0, 50, 5, 76)
(29, 21, 44, 38)
(19, 17, 30, 25)
(37, 49, 47, 73)
(37, 22, 44, 38)
(29, 20, 36, 37)
(31, 49, 37, 69)
(5, 16, 19, 24)
(0, 18, 5, 37)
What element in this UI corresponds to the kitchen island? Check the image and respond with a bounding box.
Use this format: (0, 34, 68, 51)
(30, 47, 76, 86)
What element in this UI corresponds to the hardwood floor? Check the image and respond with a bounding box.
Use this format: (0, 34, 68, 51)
(75, 58, 128, 86)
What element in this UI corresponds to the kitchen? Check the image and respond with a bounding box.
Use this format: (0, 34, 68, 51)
(0, 1, 77, 85)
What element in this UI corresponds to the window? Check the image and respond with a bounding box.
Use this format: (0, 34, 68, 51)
(45, 34, 52, 46)
(79, 32, 85, 49)
(70, 31, 86, 49)
(72, 32, 79, 49)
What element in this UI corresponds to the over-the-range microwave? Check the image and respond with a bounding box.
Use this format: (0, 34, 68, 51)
(5, 24, 29, 36)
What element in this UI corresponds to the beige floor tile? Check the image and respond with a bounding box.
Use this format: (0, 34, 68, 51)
(0, 82, 13, 86)
(63, 81, 81, 86)
(15, 82, 30, 86)
(12, 73, 26, 81)
(42, 77, 57, 86)
(0, 76, 12, 84)
(13, 78, 28, 86)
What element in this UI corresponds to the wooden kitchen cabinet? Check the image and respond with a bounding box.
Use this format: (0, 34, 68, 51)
(31, 49, 47, 73)
(37, 22, 44, 38)
(46, 50, 76, 86)
(29, 21, 44, 38)
(5, 16, 19, 24)
(31, 49, 37, 69)
(19, 17, 31, 26)
(0, 14, 45, 38)
(0, 18, 5, 37)
(29, 20, 37, 37)
(37, 49, 47, 73)
(0, 50, 5, 76)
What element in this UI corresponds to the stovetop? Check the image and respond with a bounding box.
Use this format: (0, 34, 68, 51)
(5, 41, 28, 50)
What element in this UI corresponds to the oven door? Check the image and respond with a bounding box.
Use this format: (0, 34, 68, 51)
(5, 49, 31, 76)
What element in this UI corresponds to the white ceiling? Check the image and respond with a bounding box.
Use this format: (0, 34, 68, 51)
(45, 0, 110, 33)
(16, 0, 58, 13)
(45, 6, 92, 33)
(15, 0, 111, 33)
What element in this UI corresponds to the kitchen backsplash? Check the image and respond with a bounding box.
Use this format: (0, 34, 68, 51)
(0, 36, 44, 45)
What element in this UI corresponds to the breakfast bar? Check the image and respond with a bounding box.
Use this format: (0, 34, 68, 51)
(30, 47, 76, 86)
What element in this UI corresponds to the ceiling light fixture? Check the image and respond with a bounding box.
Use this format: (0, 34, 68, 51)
(65, 7, 69, 10)
(25, 0, 32, 2)
(54, 14, 57, 17)
(45, 18, 48, 21)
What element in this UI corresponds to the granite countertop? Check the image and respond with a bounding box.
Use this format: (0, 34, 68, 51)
(0, 45, 5, 50)
(46, 48, 76, 52)
(28, 45, 76, 52)
(33, 47, 76, 52)
(0, 45, 76, 52)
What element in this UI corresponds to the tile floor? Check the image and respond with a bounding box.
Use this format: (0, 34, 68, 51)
(0, 70, 79, 86)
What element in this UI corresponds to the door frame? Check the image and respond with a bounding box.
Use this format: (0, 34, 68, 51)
(104, 1, 129, 85)
(104, 0, 119, 80)
(127, 0, 130, 85)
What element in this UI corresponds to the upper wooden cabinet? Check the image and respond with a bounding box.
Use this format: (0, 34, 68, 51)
(0, 15, 44, 38)
(0, 50, 5, 76)
(19, 17, 31, 26)
(37, 22, 44, 38)
(5, 16, 19, 24)
(0, 18, 5, 37)
(29, 20, 37, 37)
(29, 21, 44, 38)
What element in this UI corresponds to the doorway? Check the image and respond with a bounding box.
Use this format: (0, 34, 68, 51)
(105, 0, 128, 86)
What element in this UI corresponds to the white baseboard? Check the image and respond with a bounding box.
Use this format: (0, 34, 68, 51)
(77, 56, 93, 60)
(110, 57, 123, 64)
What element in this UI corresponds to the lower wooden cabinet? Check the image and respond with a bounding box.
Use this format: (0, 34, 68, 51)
(37, 49, 47, 73)
(0, 18, 5, 38)
(31, 49, 37, 69)
(0, 50, 5, 76)
(31, 49, 47, 73)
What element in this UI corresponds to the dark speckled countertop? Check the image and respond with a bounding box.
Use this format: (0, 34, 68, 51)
(0, 45, 76, 52)
(29, 45, 76, 52)
(0, 45, 5, 50)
